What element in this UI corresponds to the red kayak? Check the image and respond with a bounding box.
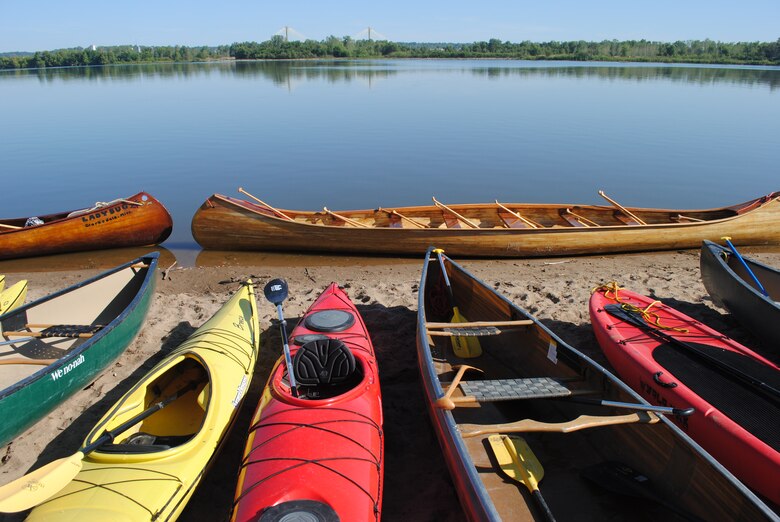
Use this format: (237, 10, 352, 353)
(232, 283, 384, 522)
(589, 283, 780, 506)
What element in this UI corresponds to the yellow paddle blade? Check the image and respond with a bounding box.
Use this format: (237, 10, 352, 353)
(489, 434, 544, 493)
(451, 306, 482, 358)
(0, 451, 85, 513)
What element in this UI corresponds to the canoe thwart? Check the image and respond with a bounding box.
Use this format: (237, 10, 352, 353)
(460, 411, 660, 438)
(428, 326, 502, 337)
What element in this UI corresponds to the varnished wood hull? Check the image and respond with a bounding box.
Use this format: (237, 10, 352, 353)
(416, 247, 777, 521)
(0, 192, 172, 260)
(192, 193, 780, 257)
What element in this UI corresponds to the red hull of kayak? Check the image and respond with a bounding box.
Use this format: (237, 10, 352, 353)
(589, 287, 780, 506)
(232, 283, 384, 522)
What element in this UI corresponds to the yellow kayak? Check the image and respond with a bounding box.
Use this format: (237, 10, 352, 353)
(0, 274, 4, 293)
(27, 280, 260, 521)
(0, 280, 27, 314)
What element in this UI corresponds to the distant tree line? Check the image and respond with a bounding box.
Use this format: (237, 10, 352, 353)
(0, 45, 229, 69)
(2, 37, 779, 69)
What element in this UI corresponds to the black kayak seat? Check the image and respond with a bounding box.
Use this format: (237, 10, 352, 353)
(293, 338, 356, 387)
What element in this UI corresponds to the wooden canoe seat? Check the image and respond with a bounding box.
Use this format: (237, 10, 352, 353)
(498, 214, 533, 228)
(560, 208, 600, 227)
(442, 214, 464, 229)
(613, 211, 643, 226)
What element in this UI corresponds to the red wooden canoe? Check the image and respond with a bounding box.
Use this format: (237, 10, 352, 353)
(232, 283, 383, 522)
(0, 192, 172, 260)
(589, 285, 780, 505)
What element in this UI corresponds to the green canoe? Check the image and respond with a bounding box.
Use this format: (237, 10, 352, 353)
(0, 252, 158, 446)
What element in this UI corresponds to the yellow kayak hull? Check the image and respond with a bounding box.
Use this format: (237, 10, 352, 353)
(0, 280, 27, 315)
(28, 281, 260, 521)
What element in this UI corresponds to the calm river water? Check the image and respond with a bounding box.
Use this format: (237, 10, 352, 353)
(1, 60, 779, 262)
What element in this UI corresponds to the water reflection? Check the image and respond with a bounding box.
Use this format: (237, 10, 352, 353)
(0, 246, 176, 273)
(4, 60, 778, 90)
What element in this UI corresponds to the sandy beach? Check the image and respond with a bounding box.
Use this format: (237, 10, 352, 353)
(1, 247, 779, 521)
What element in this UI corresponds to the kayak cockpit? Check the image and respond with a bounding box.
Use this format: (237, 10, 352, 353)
(289, 337, 364, 400)
(94, 357, 210, 455)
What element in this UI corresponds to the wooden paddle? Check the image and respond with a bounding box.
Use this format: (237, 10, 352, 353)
(721, 236, 770, 297)
(237, 187, 294, 221)
(433, 249, 481, 358)
(432, 197, 479, 228)
(0, 381, 200, 513)
(489, 434, 556, 521)
(598, 190, 646, 225)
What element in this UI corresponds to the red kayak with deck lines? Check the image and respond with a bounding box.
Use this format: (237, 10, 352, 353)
(589, 283, 780, 506)
(232, 282, 384, 522)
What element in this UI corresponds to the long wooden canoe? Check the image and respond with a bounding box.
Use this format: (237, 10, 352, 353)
(0, 253, 158, 446)
(191, 191, 780, 257)
(417, 247, 777, 521)
(700, 240, 780, 359)
(0, 192, 173, 260)
(24, 281, 259, 521)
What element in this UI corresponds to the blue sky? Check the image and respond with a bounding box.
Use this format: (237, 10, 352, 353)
(2, 0, 778, 53)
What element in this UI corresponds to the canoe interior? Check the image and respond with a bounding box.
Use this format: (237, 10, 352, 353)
(724, 251, 780, 301)
(220, 194, 758, 230)
(420, 255, 773, 521)
(0, 263, 149, 389)
(96, 356, 209, 452)
(0, 197, 135, 229)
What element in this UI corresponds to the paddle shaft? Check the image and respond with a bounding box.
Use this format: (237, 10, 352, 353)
(83, 380, 200, 454)
(434, 250, 458, 311)
(532, 490, 556, 522)
(275, 303, 298, 398)
(721, 237, 769, 297)
(564, 397, 694, 416)
(606, 305, 780, 404)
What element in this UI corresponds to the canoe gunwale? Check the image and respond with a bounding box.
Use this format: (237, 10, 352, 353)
(416, 246, 776, 520)
(0, 252, 159, 402)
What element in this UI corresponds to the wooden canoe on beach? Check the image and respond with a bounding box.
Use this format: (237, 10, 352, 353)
(700, 240, 780, 358)
(416, 247, 777, 521)
(0, 253, 158, 447)
(0, 192, 173, 260)
(191, 190, 780, 257)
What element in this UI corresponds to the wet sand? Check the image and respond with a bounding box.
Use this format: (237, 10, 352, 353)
(1, 247, 778, 521)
